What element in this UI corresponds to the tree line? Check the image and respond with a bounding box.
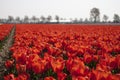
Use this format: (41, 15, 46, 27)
(0, 7, 120, 24)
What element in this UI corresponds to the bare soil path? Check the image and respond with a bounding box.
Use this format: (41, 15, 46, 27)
(0, 26, 15, 79)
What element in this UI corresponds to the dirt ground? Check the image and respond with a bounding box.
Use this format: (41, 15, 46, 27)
(0, 27, 15, 79)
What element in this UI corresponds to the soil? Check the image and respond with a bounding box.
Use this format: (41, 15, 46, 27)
(0, 26, 15, 79)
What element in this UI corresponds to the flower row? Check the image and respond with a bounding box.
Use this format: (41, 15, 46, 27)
(0, 24, 13, 49)
(0, 24, 13, 41)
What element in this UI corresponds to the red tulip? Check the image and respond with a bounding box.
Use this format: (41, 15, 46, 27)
(16, 64, 26, 73)
(5, 60, 14, 69)
(16, 73, 30, 80)
(4, 74, 15, 80)
(57, 72, 67, 80)
(32, 62, 44, 74)
(51, 57, 65, 73)
(84, 53, 92, 64)
(44, 76, 56, 80)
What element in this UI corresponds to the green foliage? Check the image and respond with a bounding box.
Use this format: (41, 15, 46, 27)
(111, 51, 119, 56)
(29, 71, 41, 80)
(63, 67, 72, 80)
(40, 48, 48, 58)
(85, 60, 98, 69)
(111, 68, 120, 74)
(4, 61, 18, 77)
(28, 68, 57, 80)
(63, 53, 68, 60)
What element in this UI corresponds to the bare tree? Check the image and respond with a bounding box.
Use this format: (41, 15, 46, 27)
(89, 17, 93, 23)
(0, 18, 1, 23)
(8, 16, 14, 23)
(84, 18, 89, 23)
(55, 15, 59, 23)
(36, 17, 39, 23)
(40, 16, 46, 23)
(16, 16, 20, 23)
(73, 18, 78, 23)
(79, 18, 83, 23)
(47, 15, 52, 23)
(90, 8, 100, 23)
(103, 15, 109, 22)
(113, 14, 120, 23)
(32, 16, 36, 23)
(24, 16, 29, 23)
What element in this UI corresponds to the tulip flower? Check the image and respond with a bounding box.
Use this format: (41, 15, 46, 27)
(4, 74, 15, 80)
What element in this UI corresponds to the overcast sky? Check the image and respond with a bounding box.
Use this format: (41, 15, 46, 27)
(0, 0, 120, 21)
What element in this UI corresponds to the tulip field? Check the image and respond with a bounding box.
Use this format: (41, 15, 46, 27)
(0, 24, 13, 50)
(2, 24, 120, 80)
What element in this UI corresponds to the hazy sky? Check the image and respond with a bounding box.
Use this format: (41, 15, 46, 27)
(0, 0, 120, 21)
